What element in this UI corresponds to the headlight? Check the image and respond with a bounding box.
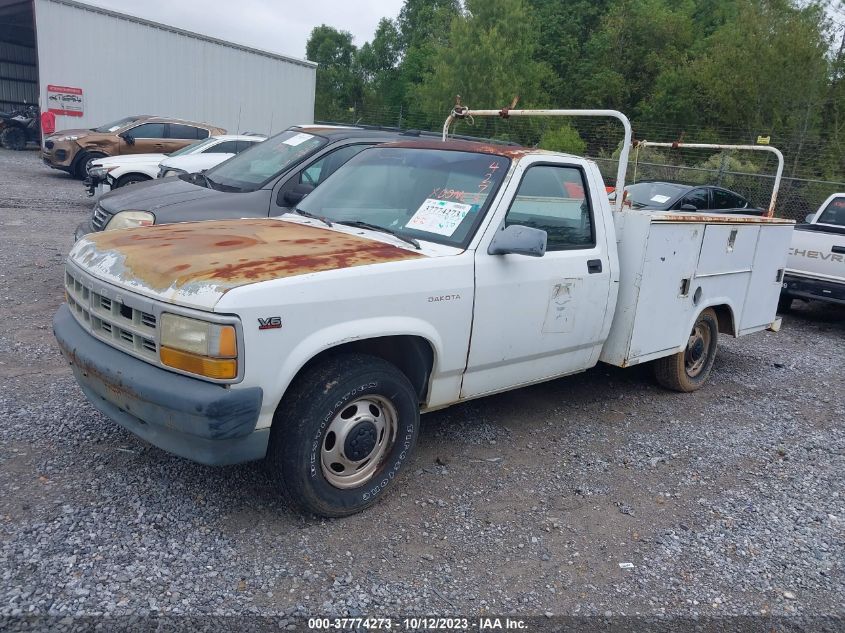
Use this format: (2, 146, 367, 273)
(104, 210, 155, 231)
(88, 165, 114, 178)
(158, 167, 184, 179)
(159, 313, 238, 380)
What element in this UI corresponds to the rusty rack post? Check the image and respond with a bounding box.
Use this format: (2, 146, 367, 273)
(442, 107, 633, 212)
(638, 141, 785, 218)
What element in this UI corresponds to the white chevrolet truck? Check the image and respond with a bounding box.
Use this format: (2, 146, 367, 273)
(780, 192, 845, 309)
(53, 109, 794, 516)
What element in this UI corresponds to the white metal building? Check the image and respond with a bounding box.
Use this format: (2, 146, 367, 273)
(0, 0, 316, 134)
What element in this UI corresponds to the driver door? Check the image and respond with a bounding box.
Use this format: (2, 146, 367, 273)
(461, 157, 615, 399)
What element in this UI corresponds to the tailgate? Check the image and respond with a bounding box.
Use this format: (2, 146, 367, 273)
(786, 226, 845, 281)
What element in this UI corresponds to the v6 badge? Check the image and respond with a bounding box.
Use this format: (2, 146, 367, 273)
(258, 317, 282, 330)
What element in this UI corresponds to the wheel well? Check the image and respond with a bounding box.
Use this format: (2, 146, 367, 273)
(710, 304, 736, 336)
(117, 172, 152, 185)
(294, 336, 434, 403)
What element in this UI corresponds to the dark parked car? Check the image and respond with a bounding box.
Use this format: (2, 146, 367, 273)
(75, 125, 518, 240)
(622, 182, 764, 215)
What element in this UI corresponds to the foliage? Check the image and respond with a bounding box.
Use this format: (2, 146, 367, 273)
(538, 125, 587, 155)
(304, 0, 845, 180)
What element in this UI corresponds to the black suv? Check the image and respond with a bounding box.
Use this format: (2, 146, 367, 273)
(74, 125, 517, 240)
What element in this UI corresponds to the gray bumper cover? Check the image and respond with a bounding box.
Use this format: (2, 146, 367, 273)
(53, 304, 268, 465)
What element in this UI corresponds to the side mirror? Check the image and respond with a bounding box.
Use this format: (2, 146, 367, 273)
(804, 213, 815, 223)
(680, 203, 698, 211)
(281, 182, 314, 207)
(488, 224, 547, 257)
(120, 133, 135, 146)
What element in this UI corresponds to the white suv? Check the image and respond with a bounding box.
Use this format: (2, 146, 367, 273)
(84, 134, 265, 198)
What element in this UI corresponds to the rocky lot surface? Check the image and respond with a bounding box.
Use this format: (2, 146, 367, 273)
(0, 148, 843, 623)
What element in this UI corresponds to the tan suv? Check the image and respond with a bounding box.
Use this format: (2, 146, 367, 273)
(42, 115, 226, 178)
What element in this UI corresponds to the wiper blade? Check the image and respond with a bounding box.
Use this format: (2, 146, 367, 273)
(336, 220, 420, 249)
(293, 208, 333, 227)
(203, 174, 242, 192)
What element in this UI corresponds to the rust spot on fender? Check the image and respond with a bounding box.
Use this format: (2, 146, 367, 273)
(77, 219, 424, 295)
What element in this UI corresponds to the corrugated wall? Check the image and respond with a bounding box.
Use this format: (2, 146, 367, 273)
(0, 40, 37, 110)
(33, 0, 316, 134)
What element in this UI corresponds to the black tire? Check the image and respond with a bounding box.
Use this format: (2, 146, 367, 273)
(115, 173, 151, 188)
(74, 151, 107, 179)
(777, 295, 794, 313)
(1, 126, 26, 150)
(267, 353, 420, 517)
(654, 308, 719, 392)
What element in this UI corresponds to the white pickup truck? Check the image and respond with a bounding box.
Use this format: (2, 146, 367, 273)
(780, 193, 845, 309)
(53, 109, 793, 517)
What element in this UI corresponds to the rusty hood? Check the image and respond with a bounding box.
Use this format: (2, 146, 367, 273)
(69, 218, 425, 310)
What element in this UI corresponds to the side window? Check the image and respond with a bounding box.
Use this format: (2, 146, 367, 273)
(128, 123, 166, 139)
(681, 188, 709, 210)
(713, 188, 746, 209)
(234, 140, 257, 153)
(169, 124, 202, 139)
(203, 141, 240, 154)
(299, 144, 370, 186)
(504, 165, 594, 250)
(195, 128, 209, 139)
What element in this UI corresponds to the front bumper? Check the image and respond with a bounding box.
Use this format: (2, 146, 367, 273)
(83, 175, 111, 198)
(782, 274, 845, 306)
(53, 304, 268, 465)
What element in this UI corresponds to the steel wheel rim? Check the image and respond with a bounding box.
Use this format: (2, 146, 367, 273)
(685, 322, 711, 377)
(321, 395, 398, 489)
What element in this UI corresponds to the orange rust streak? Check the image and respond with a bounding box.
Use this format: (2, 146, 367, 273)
(652, 213, 794, 225)
(382, 138, 530, 160)
(85, 219, 423, 292)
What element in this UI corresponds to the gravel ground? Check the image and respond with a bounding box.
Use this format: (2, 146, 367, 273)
(0, 148, 843, 624)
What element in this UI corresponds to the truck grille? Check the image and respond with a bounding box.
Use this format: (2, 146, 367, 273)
(65, 268, 158, 361)
(91, 204, 112, 231)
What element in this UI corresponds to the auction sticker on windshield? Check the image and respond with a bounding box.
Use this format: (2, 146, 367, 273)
(406, 199, 472, 236)
(283, 132, 314, 147)
(650, 194, 671, 204)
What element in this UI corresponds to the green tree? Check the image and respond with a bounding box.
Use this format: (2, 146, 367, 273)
(414, 0, 551, 134)
(306, 25, 364, 121)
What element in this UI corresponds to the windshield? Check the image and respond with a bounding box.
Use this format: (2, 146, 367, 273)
(167, 137, 217, 157)
(91, 116, 144, 133)
(205, 130, 327, 192)
(817, 196, 845, 226)
(625, 182, 687, 208)
(297, 146, 510, 248)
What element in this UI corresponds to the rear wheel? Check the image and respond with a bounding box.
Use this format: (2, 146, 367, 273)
(267, 353, 420, 517)
(1, 126, 26, 150)
(115, 173, 151, 188)
(654, 308, 719, 392)
(74, 151, 107, 178)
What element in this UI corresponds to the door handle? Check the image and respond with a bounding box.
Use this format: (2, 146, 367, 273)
(587, 259, 603, 274)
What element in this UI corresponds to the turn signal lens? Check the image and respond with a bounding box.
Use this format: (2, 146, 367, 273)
(159, 313, 239, 379)
(160, 347, 237, 380)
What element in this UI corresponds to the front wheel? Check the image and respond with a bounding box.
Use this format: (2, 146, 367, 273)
(654, 308, 719, 392)
(267, 353, 420, 517)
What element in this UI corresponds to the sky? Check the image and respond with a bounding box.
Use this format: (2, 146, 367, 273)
(78, 0, 405, 61)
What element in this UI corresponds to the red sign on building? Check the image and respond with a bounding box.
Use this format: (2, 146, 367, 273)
(46, 85, 84, 117)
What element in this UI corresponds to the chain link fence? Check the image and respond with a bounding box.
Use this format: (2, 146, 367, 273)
(591, 157, 845, 221)
(322, 104, 844, 221)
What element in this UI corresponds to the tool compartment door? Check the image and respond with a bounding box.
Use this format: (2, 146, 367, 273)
(626, 223, 703, 360)
(740, 224, 793, 331)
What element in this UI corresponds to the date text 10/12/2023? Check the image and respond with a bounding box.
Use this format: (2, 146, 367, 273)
(307, 617, 529, 630)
